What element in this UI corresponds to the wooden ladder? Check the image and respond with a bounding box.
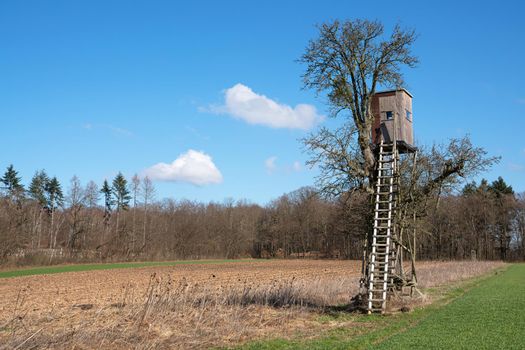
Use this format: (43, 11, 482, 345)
(368, 141, 398, 313)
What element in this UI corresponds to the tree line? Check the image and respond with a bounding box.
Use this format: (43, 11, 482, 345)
(0, 164, 523, 265)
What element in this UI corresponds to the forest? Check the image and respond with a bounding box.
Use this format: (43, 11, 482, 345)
(1, 164, 523, 266)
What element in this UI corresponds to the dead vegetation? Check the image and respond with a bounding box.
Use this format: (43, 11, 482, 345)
(0, 260, 505, 349)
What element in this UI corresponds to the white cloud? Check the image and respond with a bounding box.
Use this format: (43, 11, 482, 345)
(265, 156, 277, 174)
(144, 150, 223, 186)
(210, 83, 324, 130)
(82, 123, 133, 137)
(107, 125, 133, 137)
(508, 163, 525, 172)
(265, 157, 303, 174)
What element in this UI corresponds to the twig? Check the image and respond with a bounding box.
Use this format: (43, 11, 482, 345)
(14, 328, 42, 349)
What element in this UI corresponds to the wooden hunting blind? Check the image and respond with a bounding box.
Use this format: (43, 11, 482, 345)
(371, 89, 415, 154)
(363, 88, 418, 314)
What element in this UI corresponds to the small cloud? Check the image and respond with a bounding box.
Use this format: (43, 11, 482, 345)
(107, 125, 133, 137)
(508, 163, 525, 172)
(206, 83, 324, 130)
(265, 157, 303, 174)
(82, 123, 133, 137)
(185, 126, 210, 141)
(265, 156, 277, 174)
(144, 149, 223, 186)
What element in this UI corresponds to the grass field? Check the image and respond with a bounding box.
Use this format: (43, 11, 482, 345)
(239, 263, 524, 350)
(375, 264, 525, 349)
(0, 259, 254, 278)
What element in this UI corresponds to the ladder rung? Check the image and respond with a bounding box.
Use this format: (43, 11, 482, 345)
(369, 298, 386, 302)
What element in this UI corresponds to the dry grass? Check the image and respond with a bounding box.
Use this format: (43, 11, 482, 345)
(417, 260, 505, 288)
(0, 260, 505, 349)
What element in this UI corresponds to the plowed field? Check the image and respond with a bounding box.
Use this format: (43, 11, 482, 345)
(0, 260, 361, 318)
(0, 260, 504, 349)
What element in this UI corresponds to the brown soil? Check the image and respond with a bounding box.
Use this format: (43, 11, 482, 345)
(0, 260, 361, 319)
(0, 259, 504, 349)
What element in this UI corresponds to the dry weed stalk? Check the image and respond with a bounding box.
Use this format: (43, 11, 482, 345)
(0, 261, 505, 349)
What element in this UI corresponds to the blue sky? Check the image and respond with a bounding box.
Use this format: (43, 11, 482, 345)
(1, 0, 524, 204)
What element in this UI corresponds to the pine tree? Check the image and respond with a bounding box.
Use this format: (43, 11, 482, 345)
(489, 176, 514, 197)
(1, 164, 24, 198)
(45, 176, 63, 249)
(461, 181, 477, 196)
(29, 170, 49, 207)
(112, 172, 131, 212)
(28, 170, 49, 248)
(478, 179, 490, 193)
(100, 179, 113, 223)
(45, 177, 64, 211)
(112, 172, 131, 238)
(98, 179, 114, 246)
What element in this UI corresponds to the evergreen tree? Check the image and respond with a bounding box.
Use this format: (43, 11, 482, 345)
(478, 178, 490, 193)
(29, 170, 49, 207)
(1, 164, 24, 198)
(461, 181, 477, 196)
(489, 176, 514, 197)
(45, 176, 64, 211)
(45, 176, 63, 249)
(112, 172, 131, 212)
(100, 179, 114, 220)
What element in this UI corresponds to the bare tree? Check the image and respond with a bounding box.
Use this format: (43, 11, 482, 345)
(66, 176, 86, 250)
(131, 174, 141, 251)
(301, 19, 418, 192)
(303, 124, 365, 197)
(84, 181, 100, 208)
(140, 176, 155, 250)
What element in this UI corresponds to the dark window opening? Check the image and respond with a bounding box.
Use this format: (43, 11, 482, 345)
(386, 111, 393, 120)
(406, 110, 412, 121)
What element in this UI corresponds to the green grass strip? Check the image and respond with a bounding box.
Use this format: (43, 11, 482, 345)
(374, 264, 525, 349)
(0, 259, 259, 279)
(236, 265, 519, 350)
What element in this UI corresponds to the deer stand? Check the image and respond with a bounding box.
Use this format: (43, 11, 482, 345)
(359, 124, 420, 314)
